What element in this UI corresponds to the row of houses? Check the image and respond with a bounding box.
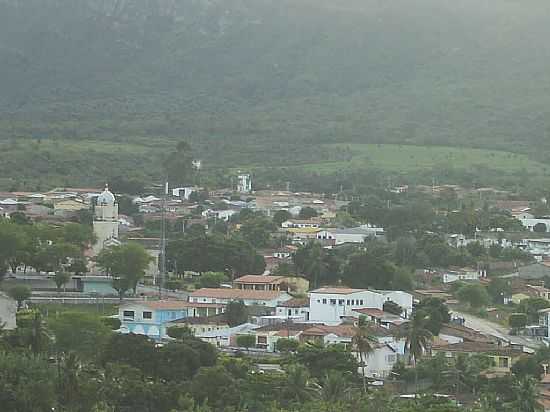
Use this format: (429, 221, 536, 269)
(281, 223, 385, 246)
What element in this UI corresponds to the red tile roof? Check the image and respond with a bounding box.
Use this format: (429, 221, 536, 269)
(311, 287, 365, 295)
(190, 288, 287, 300)
(432, 342, 524, 356)
(233, 275, 285, 284)
(132, 300, 224, 310)
(302, 324, 357, 338)
(353, 308, 385, 317)
(278, 298, 309, 308)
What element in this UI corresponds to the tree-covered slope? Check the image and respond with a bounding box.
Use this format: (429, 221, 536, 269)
(1, 0, 550, 182)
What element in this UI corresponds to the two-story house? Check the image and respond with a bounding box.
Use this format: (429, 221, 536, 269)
(118, 299, 226, 340)
(118, 300, 191, 340)
(308, 287, 413, 324)
(275, 297, 310, 321)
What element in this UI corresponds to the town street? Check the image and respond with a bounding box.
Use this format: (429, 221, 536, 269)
(451, 310, 542, 350)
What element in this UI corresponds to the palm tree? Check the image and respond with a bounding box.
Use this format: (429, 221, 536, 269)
(399, 309, 433, 397)
(511, 376, 541, 412)
(352, 317, 377, 393)
(283, 364, 320, 403)
(319, 370, 350, 402)
(28, 311, 51, 355)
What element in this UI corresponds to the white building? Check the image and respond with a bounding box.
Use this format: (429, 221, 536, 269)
(201, 209, 237, 222)
(281, 220, 321, 229)
(275, 297, 310, 321)
(172, 186, 199, 200)
(520, 218, 550, 232)
(92, 185, 119, 255)
(308, 287, 412, 324)
(522, 239, 550, 256)
(0, 293, 17, 330)
(443, 268, 484, 283)
(237, 173, 252, 193)
(316, 225, 385, 245)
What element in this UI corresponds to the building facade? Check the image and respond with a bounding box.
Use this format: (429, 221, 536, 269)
(308, 287, 412, 324)
(92, 185, 119, 255)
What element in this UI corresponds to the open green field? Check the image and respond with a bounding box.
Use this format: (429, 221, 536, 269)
(291, 144, 550, 175)
(33, 303, 118, 318)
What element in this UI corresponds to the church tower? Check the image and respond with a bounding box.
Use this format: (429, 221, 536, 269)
(92, 184, 119, 255)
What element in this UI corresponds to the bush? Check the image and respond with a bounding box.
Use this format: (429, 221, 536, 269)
(101, 317, 121, 330)
(164, 279, 183, 291)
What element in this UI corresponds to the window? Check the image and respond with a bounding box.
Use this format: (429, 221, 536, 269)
(322, 299, 327, 304)
(386, 354, 397, 363)
(346, 300, 350, 305)
(143, 311, 152, 319)
(257, 336, 267, 344)
(317, 299, 321, 303)
(123, 310, 134, 319)
(359, 300, 364, 305)
(338, 299, 345, 305)
(498, 357, 509, 368)
(330, 299, 337, 305)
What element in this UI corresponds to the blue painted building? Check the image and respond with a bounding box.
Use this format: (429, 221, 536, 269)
(118, 301, 223, 339)
(118, 301, 191, 340)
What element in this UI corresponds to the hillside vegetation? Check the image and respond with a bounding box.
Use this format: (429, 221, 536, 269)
(1, 0, 550, 186)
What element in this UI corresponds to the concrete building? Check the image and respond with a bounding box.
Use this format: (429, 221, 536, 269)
(0, 292, 17, 330)
(308, 287, 412, 324)
(118, 300, 189, 340)
(92, 185, 119, 255)
(443, 268, 484, 283)
(520, 218, 550, 232)
(315, 225, 385, 245)
(275, 297, 310, 321)
(237, 173, 252, 193)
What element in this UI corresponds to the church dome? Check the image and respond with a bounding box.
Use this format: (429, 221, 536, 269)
(97, 184, 115, 205)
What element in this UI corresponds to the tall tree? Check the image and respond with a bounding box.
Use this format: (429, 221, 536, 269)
(511, 376, 541, 412)
(164, 141, 194, 186)
(53, 271, 71, 293)
(8, 285, 31, 310)
(415, 298, 451, 335)
(225, 300, 248, 327)
(399, 310, 433, 396)
(352, 317, 377, 393)
(97, 243, 152, 296)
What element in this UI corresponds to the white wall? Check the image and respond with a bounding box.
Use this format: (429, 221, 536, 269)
(0, 294, 17, 330)
(309, 290, 386, 323)
(379, 291, 413, 318)
(521, 218, 550, 232)
(360, 346, 398, 378)
(275, 306, 310, 321)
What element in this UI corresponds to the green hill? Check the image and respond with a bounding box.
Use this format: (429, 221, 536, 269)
(1, 0, 550, 187)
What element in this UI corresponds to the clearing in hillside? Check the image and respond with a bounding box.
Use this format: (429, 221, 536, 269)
(293, 144, 549, 175)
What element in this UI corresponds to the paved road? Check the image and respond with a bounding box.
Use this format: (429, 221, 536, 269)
(451, 310, 541, 350)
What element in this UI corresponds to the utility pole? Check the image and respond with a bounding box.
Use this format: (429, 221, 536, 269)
(159, 181, 168, 300)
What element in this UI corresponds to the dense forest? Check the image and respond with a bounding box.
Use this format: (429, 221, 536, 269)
(1, 0, 550, 188)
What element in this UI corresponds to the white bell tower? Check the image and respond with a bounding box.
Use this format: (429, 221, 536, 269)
(92, 184, 119, 255)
